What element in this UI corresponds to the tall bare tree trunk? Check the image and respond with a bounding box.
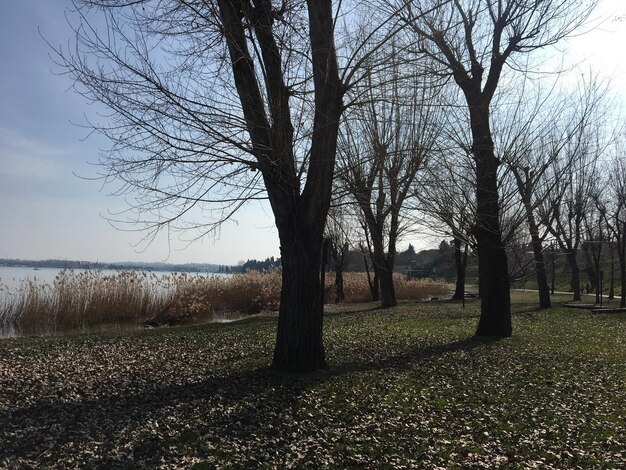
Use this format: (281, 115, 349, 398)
(470, 104, 512, 337)
(451, 236, 468, 300)
(617, 221, 626, 308)
(566, 252, 582, 301)
(273, 222, 327, 371)
(269, 0, 342, 371)
(369, 224, 397, 308)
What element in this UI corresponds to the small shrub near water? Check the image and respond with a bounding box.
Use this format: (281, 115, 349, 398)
(0, 269, 449, 335)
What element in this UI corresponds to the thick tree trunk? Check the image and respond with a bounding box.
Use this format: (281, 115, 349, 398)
(219, 0, 341, 372)
(272, 225, 327, 372)
(361, 208, 397, 307)
(371, 242, 397, 308)
(378, 261, 397, 308)
(469, 105, 511, 337)
(451, 236, 467, 300)
(566, 252, 582, 301)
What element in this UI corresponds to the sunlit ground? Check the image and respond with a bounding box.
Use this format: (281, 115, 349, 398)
(0, 292, 624, 468)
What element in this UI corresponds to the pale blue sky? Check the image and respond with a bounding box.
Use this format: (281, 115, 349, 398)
(0, 0, 624, 264)
(0, 0, 281, 264)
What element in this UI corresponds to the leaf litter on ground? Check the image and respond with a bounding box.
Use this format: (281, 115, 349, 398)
(0, 292, 624, 468)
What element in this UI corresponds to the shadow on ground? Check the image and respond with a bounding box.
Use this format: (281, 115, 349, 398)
(0, 333, 499, 467)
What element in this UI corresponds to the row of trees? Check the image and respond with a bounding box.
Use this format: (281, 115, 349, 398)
(56, 0, 621, 371)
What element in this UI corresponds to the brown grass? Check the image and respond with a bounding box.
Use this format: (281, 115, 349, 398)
(0, 269, 449, 335)
(324, 272, 449, 303)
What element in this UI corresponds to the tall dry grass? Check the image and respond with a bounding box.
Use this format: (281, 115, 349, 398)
(0, 270, 175, 335)
(323, 272, 449, 303)
(0, 269, 449, 335)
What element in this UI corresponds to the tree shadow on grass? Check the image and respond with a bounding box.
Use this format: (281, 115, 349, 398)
(323, 335, 500, 378)
(0, 335, 501, 467)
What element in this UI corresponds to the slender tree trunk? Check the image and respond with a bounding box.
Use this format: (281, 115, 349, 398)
(617, 227, 626, 308)
(595, 254, 601, 305)
(584, 245, 596, 294)
(527, 214, 551, 308)
(273, 224, 327, 372)
(334, 260, 345, 303)
(361, 244, 379, 301)
(609, 247, 615, 300)
(551, 249, 556, 295)
(514, 167, 551, 308)
(470, 105, 511, 337)
(619, 256, 626, 308)
(566, 252, 582, 301)
(451, 236, 467, 300)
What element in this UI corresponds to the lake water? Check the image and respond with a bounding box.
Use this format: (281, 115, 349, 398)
(0, 266, 229, 290)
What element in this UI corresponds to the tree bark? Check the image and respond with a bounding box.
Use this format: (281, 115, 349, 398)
(619, 256, 626, 308)
(566, 252, 582, 301)
(617, 221, 626, 308)
(608, 247, 614, 300)
(334, 266, 345, 303)
(451, 236, 467, 300)
(361, 247, 379, 301)
(530, 232, 551, 309)
(273, 223, 327, 372)
(468, 101, 512, 337)
(331, 242, 346, 303)
(218, 0, 342, 372)
(513, 167, 551, 308)
(369, 224, 397, 308)
(378, 260, 397, 308)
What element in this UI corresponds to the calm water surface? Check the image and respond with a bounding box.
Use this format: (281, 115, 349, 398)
(0, 266, 229, 290)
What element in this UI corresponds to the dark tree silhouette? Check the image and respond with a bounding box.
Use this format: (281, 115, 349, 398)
(55, 0, 350, 372)
(398, 0, 597, 336)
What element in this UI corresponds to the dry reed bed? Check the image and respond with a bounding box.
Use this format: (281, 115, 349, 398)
(0, 269, 449, 334)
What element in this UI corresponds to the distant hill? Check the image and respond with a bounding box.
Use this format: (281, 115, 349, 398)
(0, 258, 221, 273)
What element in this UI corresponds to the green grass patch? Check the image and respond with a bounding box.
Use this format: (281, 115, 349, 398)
(0, 292, 624, 468)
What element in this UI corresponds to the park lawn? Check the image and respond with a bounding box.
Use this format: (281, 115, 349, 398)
(0, 292, 624, 468)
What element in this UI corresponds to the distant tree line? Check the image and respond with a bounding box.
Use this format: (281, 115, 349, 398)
(0, 258, 221, 273)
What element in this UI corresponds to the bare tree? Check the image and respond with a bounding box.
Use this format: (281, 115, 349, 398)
(539, 128, 603, 302)
(324, 205, 358, 303)
(499, 77, 607, 308)
(596, 133, 626, 308)
(55, 0, 361, 372)
(338, 58, 441, 308)
(397, 0, 597, 336)
(583, 198, 606, 304)
(417, 147, 476, 300)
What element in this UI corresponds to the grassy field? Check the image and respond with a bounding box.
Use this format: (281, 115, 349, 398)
(0, 292, 624, 468)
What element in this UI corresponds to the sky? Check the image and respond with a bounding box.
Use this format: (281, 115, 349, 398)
(0, 0, 624, 265)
